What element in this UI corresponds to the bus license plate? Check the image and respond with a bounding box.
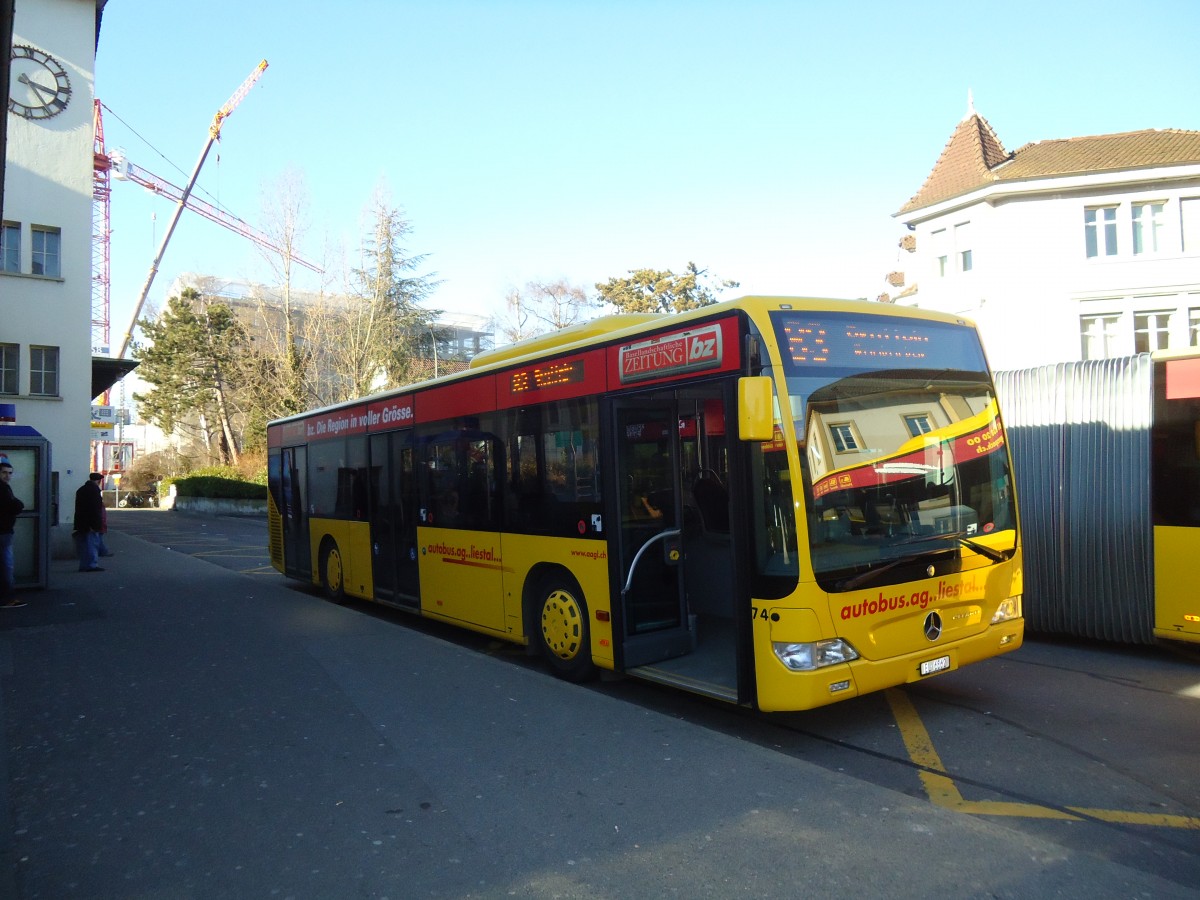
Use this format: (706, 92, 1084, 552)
(920, 655, 951, 676)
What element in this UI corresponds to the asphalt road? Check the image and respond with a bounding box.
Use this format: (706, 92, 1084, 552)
(0, 508, 1194, 898)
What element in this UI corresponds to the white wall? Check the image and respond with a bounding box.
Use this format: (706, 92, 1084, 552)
(897, 166, 1200, 371)
(3, 0, 101, 552)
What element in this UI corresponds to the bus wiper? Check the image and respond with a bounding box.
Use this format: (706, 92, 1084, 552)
(835, 547, 951, 592)
(957, 535, 1009, 563)
(834, 532, 1011, 592)
(894, 530, 1012, 563)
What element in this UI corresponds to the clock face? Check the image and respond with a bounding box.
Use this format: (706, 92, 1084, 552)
(9, 44, 72, 120)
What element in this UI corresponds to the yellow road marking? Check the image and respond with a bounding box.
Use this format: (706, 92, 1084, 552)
(1068, 807, 1200, 829)
(885, 689, 1199, 828)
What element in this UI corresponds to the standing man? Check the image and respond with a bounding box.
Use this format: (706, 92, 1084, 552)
(73, 473, 106, 573)
(0, 459, 27, 607)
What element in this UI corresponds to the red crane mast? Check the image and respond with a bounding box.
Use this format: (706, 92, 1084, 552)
(92, 98, 112, 353)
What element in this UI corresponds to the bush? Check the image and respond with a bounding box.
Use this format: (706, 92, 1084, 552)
(122, 448, 188, 493)
(167, 466, 268, 500)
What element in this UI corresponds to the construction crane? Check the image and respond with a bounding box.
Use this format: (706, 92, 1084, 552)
(92, 99, 113, 353)
(93, 100, 323, 354)
(110, 152, 322, 272)
(108, 60, 321, 359)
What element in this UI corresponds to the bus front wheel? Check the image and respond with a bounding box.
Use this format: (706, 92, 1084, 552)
(320, 539, 346, 603)
(536, 577, 594, 683)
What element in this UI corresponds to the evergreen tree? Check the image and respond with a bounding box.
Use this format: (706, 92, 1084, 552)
(132, 288, 249, 465)
(595, 262, 739, 314)
(350, 191, 441, 389)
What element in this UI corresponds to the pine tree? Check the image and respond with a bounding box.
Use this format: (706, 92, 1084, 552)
(595, 262, 739, 314)
(132, 288, 249, 465)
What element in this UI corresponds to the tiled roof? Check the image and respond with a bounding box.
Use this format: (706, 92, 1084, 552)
(996, 129, 1200, 179)
(898, 113, 1010, 214)
(897, 117, 1200, 215)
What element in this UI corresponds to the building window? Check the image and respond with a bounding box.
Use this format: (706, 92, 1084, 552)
(955, 222, 973, 272)
(931, 228, 948, 278)
(1081, 314, 1120, 360)
(1132, 202, 1165, 255)
(830, 423, 860, 453)
(1085, 207, 1118, 258)
(1, 222, 18, 273)
(904, 414, 933, 437)
(1183, 198, 1200, 253)
(1189, 308, 1200, 347)
(31, 226, 61, 277)
(1134, 311, 1172, 353)
(29, 346, 58, 396)
(0, 344, 17, 394)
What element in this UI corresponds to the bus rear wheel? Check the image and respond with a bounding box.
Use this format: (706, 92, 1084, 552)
(320, 539, 346, 603)
(536, 577, 594, 682)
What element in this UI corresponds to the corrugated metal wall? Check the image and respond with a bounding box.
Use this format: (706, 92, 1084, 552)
(994, 356, 1155, 643)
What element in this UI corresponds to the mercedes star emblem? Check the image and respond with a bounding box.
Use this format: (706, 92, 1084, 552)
(924, 611, 943, 641)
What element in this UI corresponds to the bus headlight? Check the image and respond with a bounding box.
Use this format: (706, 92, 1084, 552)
(991, 595, 1022, 624)
(773, 638, 859, 671)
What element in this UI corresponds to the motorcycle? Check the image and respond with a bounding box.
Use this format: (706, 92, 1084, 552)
(117, 491, 158, 508)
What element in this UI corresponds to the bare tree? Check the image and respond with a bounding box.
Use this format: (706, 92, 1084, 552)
(494, 278, 595, 342)
(256, 168, 321, 415)
(496, 286, 540, 345)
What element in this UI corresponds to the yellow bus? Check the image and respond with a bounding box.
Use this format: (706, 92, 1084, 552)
(997, 349, 1200, 645)
(267, 296, 1024, 711)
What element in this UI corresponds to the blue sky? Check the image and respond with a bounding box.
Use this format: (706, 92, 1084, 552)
(94, 0, 1200, 346)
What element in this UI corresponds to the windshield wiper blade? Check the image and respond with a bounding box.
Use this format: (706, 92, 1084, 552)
(898, 530, 1013, 563)
(835, 547, 950, 592)
(834, 532, 1012, 592)
(956, 535, 1009, 563)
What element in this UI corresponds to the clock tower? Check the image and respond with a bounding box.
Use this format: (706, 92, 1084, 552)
(3, 0, 109, 562)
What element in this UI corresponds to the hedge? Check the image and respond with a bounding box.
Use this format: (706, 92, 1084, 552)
(167, 472, 268, 500)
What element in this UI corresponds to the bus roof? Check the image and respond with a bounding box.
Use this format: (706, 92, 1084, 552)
(268, 296, 979, 426)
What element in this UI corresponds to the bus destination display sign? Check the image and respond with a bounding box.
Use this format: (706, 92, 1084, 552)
(779, 317, 932, 368)
(510, 359, 586, 395)
(771, 311, 987, 376)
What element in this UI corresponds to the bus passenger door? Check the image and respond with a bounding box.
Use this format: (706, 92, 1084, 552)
(369, 431, 420, 607)
(613, 399, 693, 667)
(281, 446, 310, 579)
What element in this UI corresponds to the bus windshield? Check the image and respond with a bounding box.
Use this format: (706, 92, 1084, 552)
(769, 310, 1017, 592)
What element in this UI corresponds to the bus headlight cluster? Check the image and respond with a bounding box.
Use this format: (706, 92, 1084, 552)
(773, 638, 859, 672)
(991, 595, 1022, 624)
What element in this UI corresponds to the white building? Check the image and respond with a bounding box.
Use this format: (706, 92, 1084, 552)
(2, 0, 129, 556)
(891, 104, 1200, 370)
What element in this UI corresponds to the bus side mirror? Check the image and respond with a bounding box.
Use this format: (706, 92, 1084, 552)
(738, 376, 775, 441)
